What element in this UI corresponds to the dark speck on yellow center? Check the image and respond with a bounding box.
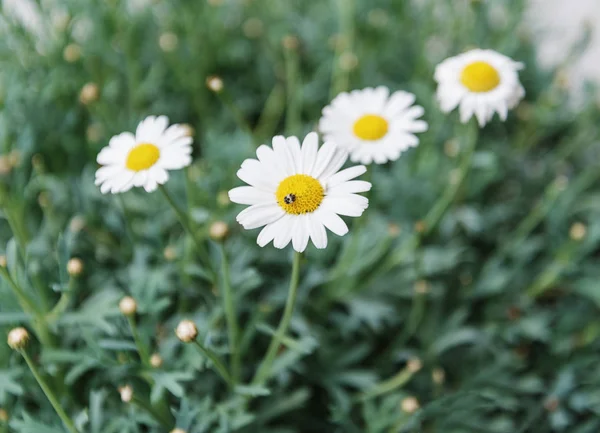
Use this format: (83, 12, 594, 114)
(460, 61, 500, 93)
(126, 143, 160, 171)
(353, 114, 389, 141)
(276, 174, 324, 214)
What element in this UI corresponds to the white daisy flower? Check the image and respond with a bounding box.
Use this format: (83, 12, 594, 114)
(228, 132, 371, 253)
(95, 115, 192, 194)
(318, 86, 428, 165)
(435, 48, 525, 127)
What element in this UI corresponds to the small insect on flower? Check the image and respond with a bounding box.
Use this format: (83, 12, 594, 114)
(228, 132, 371, 252)
(319, 86, 428, 165)
(435, 49, 525, 127)
(95, 116, 192, 194)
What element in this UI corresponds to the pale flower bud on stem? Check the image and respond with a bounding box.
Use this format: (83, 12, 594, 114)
(79, 83, 100, 105)
(432, 368, 445, 385)
(407, 358, 422, 373)
(150, 353, 163, 368)
(209, 221, 229, 242)
(119, 296, 137, 316)
(400, 396, 420, 413)
(569, 222, 586, 241)
(0, 255, 6, 268)
(7, 327, 30, 350)
(67, 258, 84, 277)
(170, 429, 187, 433)
(0, 408, 7, 422)
(176, 320, 198, 343)
(206, 76, 224, 93)
(118, 385, 133, 403)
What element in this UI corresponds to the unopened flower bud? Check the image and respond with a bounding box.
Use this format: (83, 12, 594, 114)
(119, 296, 137, 316)
(282, 35, 299, 50)
(163, 246, 177, 261)
(414, 220, 426, 233)
(339, 52, 358, 71)
(159, 32, 178, 52)
(170, 429, 186, 433)
(0, 408, 7, 422)
(67, 258, 84, 276)
(569, 222, 586, 241)
(388, 223, 401, 238)
(206, 76, 223, 93)
(432, 368, 445, 384)
(407, 358, 422, 373)
(7, 327, 29, 350)
(209, 221, 229, 241)
(414, 280, 429, 295)
(69, 216, 86, 233)
(118, 385, 133, 403)
(86, 123, 103, 143)
(0, 255, 6, 268)
(8, 150, 20, 168)
(63, 43, 81, 62)
(79, 83, 100, 105)
(400, 396, 420, 413)
(0, 156, 11, 175)
(150, 353, 163, 368)
(217, 190, 230, 207)
(176, 320, 198, 343)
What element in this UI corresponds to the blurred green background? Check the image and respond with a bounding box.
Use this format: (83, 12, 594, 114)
(1, 0, 600, 432)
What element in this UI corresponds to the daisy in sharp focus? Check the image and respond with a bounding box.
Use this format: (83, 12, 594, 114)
(228, 132, 371, 253)
(319, 86, 428, 165)
(95, 115, 192, 194)
(435, 49, 525, 127)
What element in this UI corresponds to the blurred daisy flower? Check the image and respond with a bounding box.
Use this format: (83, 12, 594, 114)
(435, 49, 524, 127)
(319, 86, 428, 165)
(229, 132, 371, 252)
(95, 116, 192, 194)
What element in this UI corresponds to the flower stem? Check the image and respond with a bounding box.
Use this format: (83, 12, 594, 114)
(283, 40, 300, 136)
(127, 316, 149, 367)
(193, 340, 233, 386)
(20, 350, 79, 433)
(422, 121, 478, 235)
(158, 185, 213, 274)
(252, 251, 302, 386)
(218, 243, 240, 383)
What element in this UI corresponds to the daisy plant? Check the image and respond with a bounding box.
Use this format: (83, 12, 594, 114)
(228, 132, 371, 384)
(95, 115, 211, 270)
(319, 86, 428, 165)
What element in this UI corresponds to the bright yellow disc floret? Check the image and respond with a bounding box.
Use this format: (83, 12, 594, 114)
(276, 174, 324, 214)
(460, 61, 500, 92)
(353, 114, 389, 141)
(126, 143, 160, 171)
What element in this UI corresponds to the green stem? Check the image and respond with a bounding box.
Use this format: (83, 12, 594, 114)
(117, 195, 137, 245)
(358, 366, 416, 402)
(131, 395, 173, 429)
(193, 340, 233, 386)
(283, 42, 300, 136)
(219, 243, 240, 383)
(158, 185, 213, 274)
(329, 0, 355, 98)
(252, 251, 302, 386)
(214, 87, 256, 142)
(127, 316, 149, 366)
(20, 350, 78, 433)
(422, 121, 478, 235)
(0, 268, 53, 346)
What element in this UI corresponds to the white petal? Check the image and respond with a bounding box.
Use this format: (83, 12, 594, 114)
(286, 136, 302, 173)
(326, 165, 367, 188)
(236, 203, 285, 230)
(97, 146, 123, 165)
(237, 160, 278, 192)
(228, 186, 274, 205)
(328, 180, 372, 195)
(257, 215, 291, 247)
(256, 144, 286, 181)
(318, 148, 348, 182)
(307, 214, 327, 249)
(314, 207, 348, 236)
(273, 215, 296, 249)
(292, 217, 310, 253)
(272, 135, 296, 177)
(311, 141, 338, 179)
(322, 196, 367, 217)
(384, 91, 416, 116)
(109, 132, 136, 150)
(300, 132, 319, 175)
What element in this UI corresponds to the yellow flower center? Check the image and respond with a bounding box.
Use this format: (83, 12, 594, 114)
(126, 143, 160, 171)
(276, 174, 324, 215)
(353, 114, 389, 141)
(460, 61, 501, 92)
